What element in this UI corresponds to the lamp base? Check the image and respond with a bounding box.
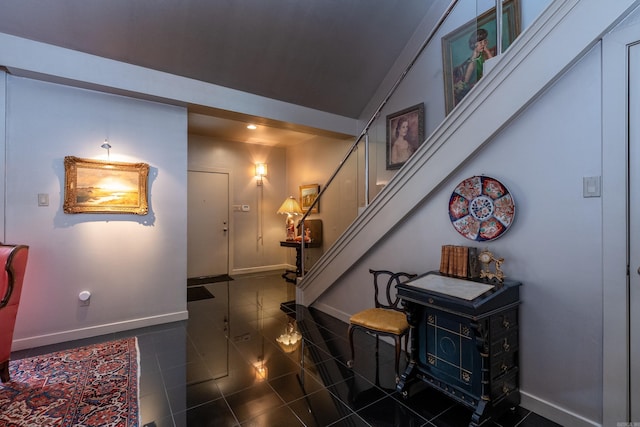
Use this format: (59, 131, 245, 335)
(285, 215, 295, 241)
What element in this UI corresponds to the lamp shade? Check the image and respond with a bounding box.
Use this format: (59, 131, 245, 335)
(277, 196, 303, 215)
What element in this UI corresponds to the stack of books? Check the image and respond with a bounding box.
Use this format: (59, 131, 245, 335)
(439, 245, 480, 279)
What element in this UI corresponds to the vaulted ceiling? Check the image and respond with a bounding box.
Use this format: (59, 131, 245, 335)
(0, 1, 438, 144)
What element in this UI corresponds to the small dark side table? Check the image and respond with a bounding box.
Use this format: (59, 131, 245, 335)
(279, 240, 320, 283)
(279, 219, 323, 283)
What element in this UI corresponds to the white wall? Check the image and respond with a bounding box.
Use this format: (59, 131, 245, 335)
(311, 2, 619, 424)
(318, 42, 605, 425)
(188, 134, 355, 274)
(286, 135, 356, 266)
(363, 0, 553, 193)
(5, 75, 188, 349)
(188, 135, 288, 274)
(0, 27, 359, 351)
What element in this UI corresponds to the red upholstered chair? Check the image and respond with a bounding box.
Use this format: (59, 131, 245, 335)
(0, 244, 29, 383)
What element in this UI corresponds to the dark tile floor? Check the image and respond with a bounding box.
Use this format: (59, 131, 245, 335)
(10, 272, 562, 427)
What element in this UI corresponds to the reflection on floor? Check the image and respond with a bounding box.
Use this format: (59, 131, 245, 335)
(11, 272, 562, 426)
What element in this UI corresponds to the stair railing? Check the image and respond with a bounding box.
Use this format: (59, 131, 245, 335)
(297, 0, 521, 279)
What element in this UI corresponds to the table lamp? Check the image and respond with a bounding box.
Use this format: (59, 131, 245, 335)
(277, 196, 303, 240)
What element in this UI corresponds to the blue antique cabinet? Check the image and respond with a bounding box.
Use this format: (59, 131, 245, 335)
(396, 272, 521, 427)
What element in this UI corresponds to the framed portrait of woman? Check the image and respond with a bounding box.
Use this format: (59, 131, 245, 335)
(441, 0, 521, 115)
(386, 103, 425, 170)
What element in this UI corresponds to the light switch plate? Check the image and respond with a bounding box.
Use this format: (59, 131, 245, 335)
(583, 176, 601, 198)
(38, 193, 49, 206)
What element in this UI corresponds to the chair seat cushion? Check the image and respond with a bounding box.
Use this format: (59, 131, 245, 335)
(349, 308, 409, 335)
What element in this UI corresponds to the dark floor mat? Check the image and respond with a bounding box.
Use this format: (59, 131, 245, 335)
(187, 286, 215, 302)
(187, 274, 234, 287)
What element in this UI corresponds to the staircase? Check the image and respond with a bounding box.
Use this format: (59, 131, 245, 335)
(297, 0, 639, 308)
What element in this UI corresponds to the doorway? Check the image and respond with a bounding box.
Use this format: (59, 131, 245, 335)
(187, 170, 230, 279)
(629, 41, 640, 422)
(603, 14, 640, 424)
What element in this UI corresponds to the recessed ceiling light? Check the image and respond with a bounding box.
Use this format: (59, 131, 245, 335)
(247, 124, 257, 130)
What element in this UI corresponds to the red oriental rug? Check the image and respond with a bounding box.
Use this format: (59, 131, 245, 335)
(0, 337, 139, 427)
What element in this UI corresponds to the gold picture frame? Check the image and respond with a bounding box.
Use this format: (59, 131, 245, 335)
(63, 156, 149, 215)
(299, 184, 320, 214)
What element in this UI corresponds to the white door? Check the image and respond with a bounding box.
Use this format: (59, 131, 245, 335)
(630, 42, 640, 422)
(187, 170, 229, 278)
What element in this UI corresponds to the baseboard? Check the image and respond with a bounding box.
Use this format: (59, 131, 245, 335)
(520, 391, 600, 427)
(11, 310, 189, 351)
(314, 301, 601, 427)
(232, 264, 292, 276)
(312, 301, 350, 324)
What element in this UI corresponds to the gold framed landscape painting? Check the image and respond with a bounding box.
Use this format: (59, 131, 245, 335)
(300, 184, 320, 214)
(63, 156, 149, 215)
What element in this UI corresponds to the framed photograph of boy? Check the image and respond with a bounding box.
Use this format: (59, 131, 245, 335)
(441, 0, 521, 115)
(386, 103, 425, 170)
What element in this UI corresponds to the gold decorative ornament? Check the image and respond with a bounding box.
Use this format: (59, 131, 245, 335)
(478, 249, 504, 283)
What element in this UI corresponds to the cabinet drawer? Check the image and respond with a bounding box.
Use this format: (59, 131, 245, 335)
(491, 352, 518, 378)
(491, 371, 518, 399)
(490, 309, 518, 333)
(490, 330, 518, 357)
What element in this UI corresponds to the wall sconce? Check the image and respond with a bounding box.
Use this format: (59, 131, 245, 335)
(277, 196, 303, 240)
(101, 139, 112, 159)
(255, 163, 267, 186)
